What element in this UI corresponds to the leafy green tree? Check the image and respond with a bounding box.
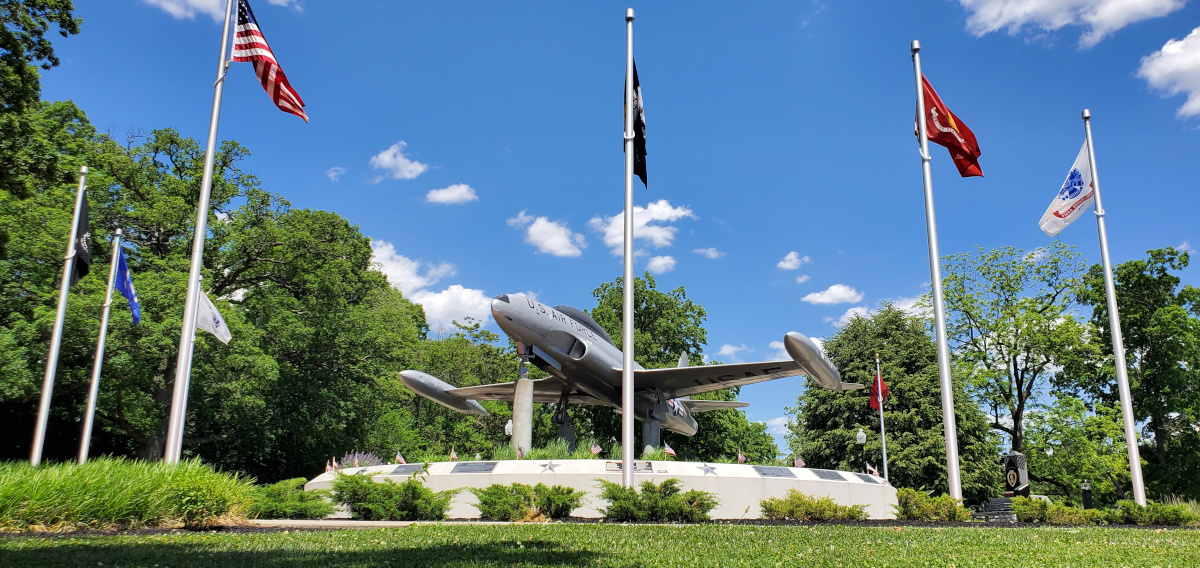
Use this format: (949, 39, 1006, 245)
(786, 306, 1002, 505)
(1022, 395, 1134, 505)
(1067, 247, 1200, 496)
(941, 241, 1090, 454)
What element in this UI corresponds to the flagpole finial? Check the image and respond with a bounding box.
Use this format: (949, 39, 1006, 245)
(80, 165, 88, 174)
(115, 228, 122, 236)
(1082, 109, 1091, 120)
(910, 40, 920, 53)
(626, 8, 634, 21)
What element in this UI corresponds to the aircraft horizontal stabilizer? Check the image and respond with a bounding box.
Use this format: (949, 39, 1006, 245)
(679, 399, 750, 413)
(840, 382, 866, 391)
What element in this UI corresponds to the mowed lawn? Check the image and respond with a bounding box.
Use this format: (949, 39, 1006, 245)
(2, 523, 1199, 567)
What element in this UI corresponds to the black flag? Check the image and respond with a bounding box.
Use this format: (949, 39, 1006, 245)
(69, 190, 91, 286)
(624, 60, 647, 187)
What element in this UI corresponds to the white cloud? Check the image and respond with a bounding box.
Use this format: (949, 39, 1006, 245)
(411, 285, 492, 332)
(823, 306, 869, 326)
(647, 255, 676, 274)
(715, 344, 751, 363)
(370, 240, 455, 294)
(958, 0, 1186, 48)
(693, 247, 724, 259)
(769, 340, 789, 360)
(325, 166, 346, 182)
(776, 251, 811, 270)
(1178, 240, 1197, 254)
(763, 417, 790, 437)
(889, 296, 926, 317)
(508, 211, 586, 257)
(1138, 27, 1200, 118)
(588, 200, 696, 255)
(795, 274, 811, 284)
(425, 184, 478, 205)
(802, 284, 864, 305)
(369, 141, 429, 182)
(146, 0, 300, 20)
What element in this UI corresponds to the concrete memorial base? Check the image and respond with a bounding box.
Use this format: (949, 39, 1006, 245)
(305, 459, 897, 520)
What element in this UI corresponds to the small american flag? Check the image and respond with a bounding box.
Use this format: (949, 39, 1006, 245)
(590, 442, 603, 455)
(794, 456, 805, 468)
(232, 0, 308, 122)
(449, 447, 458, 461)
(737, 450, 746, 464)
(394, 451, 405, 465)
(324, 460, 331, 473)
(353, 457, 359, 468)
(867, 463, 880, 477)
(663, 442, 676, 457)
(517, 446, 526, 459)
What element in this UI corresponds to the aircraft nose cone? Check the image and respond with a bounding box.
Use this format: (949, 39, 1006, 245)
(492, 295, 513, 321)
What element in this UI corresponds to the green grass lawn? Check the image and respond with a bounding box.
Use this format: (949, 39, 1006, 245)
(2, 524, 1198, 567)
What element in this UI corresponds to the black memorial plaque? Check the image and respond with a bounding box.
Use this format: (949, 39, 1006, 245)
(386, 464, 425, 477)
(853, 473, 880, 484)
(451, 462, 498, 474)
(811, 469, 847, 481)
(753, 466, 797, 479)
(605, 461, 653, 473)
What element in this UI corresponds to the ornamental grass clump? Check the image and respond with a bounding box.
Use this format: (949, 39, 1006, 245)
(470, 483, 585, 521)
(0, 457, 252, 532)
(331, 472, 457, 521)
(759, 489, 868, 521)
(597, 478, 718, 523)
(892, 488, 972, 522)
(248, 478, 335, 520)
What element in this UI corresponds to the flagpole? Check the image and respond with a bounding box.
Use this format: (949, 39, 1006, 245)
(30, 165, 89, 466)
(78, 229, 123, 464)
(1083, 109, 1146, 506)
(620, 6, 636, 488)
(876, 353, 889, 481)
(165, 0, 235, 463)
(911, 40, 963, 501)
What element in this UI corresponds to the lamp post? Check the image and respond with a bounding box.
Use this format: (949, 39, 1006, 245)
(856, 428, 867, 472)
(1081, 478, 1093, 510)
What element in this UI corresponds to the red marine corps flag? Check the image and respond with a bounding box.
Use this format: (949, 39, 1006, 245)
(233, 0, 308, 122)
(920, 75, 982, 177)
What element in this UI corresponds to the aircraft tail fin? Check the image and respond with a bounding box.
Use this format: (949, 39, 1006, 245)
(677, 352, 689, 368)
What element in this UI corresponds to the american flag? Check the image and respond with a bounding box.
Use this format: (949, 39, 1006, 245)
(794, 457, 805, 468)
(517, 446, 526, 459)
(324, 460, 331, 473)
(867, 463, 880, 477)
(663, 442, 676, 457)
(737, 450, 746, 464)
(353, 457, 359, 468)
(449, 447, 458, 461)
(232, 0, 308, 122)
(590, 442, 603, 455)
(394, 451, 405, 465)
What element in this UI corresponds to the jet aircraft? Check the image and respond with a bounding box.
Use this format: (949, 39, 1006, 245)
(400, 294, 864, 445)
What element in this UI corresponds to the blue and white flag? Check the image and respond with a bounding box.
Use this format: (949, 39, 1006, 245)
(114, 248, 141, 325)
(1039, 142, 1096, 236)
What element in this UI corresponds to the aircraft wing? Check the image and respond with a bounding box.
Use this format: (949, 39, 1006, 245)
(679, 399, 750, 413)
(447, 378, 609, 406)
(631, 361, 805, 398)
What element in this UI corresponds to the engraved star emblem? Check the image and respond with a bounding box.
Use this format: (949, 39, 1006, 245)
(540, 460, 559, 473)
(698, 463, 717, 476)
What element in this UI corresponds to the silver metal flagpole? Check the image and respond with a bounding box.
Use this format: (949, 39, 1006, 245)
(876, 353, 889, 481)
(621, 6, 636, 488)
(165, 0, 235, 463)
(31, 165, 89, 466)
(911, 40, 963, 501)
(79, 229, 123, 464)
(1083, 109, 1146, 506)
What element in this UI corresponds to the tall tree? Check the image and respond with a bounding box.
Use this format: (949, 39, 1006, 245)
(941, 241, 1090, 453)
(1021, 395, 1135, 505)
(786, 306, 1002, 504)
(1067, 247, 1200, 496)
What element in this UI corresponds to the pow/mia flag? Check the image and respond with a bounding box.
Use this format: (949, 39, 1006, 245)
(69, 190, 91, 287)
(624, 60, 647, 187)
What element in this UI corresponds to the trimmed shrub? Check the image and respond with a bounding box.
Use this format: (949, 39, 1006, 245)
(1102, 500, 1196, 526)
(0, 457, 252, 531)
(331, 472, 457, 521)
(892, 488, 971, 522)
(760, 489, 868, 521)
(470, 483, 585, 521)
(597, 478, 718, 523)
(1010, 496, 1048, 523)
(249, 478, 335, 520)
(1045, 504, 1105, 525)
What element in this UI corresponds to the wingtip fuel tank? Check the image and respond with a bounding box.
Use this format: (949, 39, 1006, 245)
(783, 332, 865, 392)
(399, 370, 490, 416)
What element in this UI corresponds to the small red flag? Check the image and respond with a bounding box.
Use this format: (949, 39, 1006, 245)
(921, 74, 982, 177)
(869, 371, 889, 410)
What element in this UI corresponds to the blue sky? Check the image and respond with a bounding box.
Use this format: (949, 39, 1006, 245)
(43, 1, 1200, 451)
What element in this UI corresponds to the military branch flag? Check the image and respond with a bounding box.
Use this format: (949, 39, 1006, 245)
(920, 75, 982, 177)
(1039, 142, 1096, 236)
(196, 291, 232, 344)
(114, 248, 141, 325)
(232, 0, 308, 122)
(69, 192, 91, 286)
(869, 369, 889, 411)
(624, 60, 647, 186)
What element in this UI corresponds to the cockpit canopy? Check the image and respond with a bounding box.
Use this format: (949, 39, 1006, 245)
(554, 305, 617, 348)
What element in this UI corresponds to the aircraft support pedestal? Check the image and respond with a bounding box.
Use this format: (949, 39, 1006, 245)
(512, 377, 533, 454)
(642, 418, 661, 455)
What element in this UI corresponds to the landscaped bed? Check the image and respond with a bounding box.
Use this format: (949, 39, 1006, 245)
(2, 523, 1198, 567)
